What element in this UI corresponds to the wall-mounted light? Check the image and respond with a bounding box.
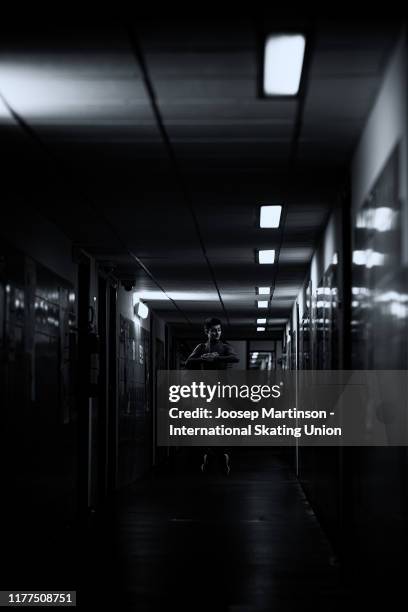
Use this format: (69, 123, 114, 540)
(257, 286, 270, 295)
(136, 301, 149, 319)
(260, 205, 282, 228)
(257, 327, 266, 332)
(263, 34, 305, 96)
(257, 318, 267, 324)
(258, 250, 275, 264)
(257, 300, 268, 309)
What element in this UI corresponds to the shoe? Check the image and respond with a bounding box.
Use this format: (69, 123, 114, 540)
(200, 453, 208, 473)
(224, 453, 231, 476)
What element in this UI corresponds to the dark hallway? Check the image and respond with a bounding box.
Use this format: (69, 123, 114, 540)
(1, 15, 408, 611)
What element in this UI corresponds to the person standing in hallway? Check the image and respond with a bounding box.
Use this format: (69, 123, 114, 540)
(184, 317, 239, 370)
(184, 317, 239, 475)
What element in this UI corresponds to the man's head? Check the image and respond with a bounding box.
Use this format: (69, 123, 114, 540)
(204, 317, 222, 342)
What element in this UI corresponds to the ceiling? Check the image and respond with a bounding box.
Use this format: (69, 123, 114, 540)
(0, 18, 399, 337)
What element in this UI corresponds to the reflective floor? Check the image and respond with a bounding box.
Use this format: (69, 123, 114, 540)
(111, 449, 348, 611)
(5, 448, 407, 610)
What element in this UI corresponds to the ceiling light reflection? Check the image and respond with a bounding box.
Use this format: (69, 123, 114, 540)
(133, 291, 220, 302)
(352, 249, 385, 268)
(356, 207, 397, 232)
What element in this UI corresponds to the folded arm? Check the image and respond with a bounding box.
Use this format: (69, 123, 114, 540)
(214, 346, 239, 364)
(185, 344, 206, 367)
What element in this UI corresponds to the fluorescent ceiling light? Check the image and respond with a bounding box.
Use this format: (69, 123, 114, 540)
(257, 318, 267, 324)
(0, 63, 152, 122)
(264, 34, 305, 96)
(258, 250, 275, 264)
(137, 301, 149, 319)
(258, 286, 270, 295)
(257, 327, 266, 332)
(257, 300, 268, 308)
(260, 205, 282, 228)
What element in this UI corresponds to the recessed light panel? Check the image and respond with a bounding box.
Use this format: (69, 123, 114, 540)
(260, 205, 282, 228)
(258, 250, 275, 264)
(264, 34, 305, 96)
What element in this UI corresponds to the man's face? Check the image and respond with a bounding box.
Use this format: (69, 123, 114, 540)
(207, 324, 221, 342)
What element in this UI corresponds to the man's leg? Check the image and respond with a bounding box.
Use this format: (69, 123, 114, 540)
(223, 449, 231, 476)
(201, 448, 231, 475)
(201, 447, 212, 472)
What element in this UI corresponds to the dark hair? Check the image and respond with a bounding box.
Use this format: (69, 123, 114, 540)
(204, 317, 222, 331)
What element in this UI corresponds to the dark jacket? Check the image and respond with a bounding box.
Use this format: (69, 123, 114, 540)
(184, 340, 239, 370)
